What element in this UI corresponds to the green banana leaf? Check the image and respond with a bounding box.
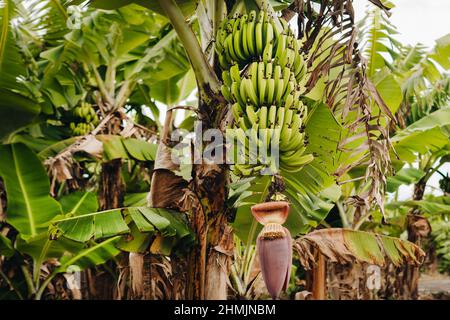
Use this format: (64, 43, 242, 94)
(0, 234, 14, 257)
(150, 69, 196, 105)
(391, 107, 450, 163)
(15, 233, 83, 262)
(52, 207, 195, 255)
(126, 29, 190, 84)
(0, 2, 41, 140)
(56, 236, 121, 273)
(0, 144, 62, 239)
(386, 196, 450, 215)
(386, 167, 426, 193)
(98, 136, 158, 162)
(60, 191, 99, 216)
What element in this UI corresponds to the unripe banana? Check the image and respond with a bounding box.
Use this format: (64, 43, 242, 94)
(231, 82, 245, 106)
(249, 62, 259, 91)
(275, 78, 285, 104)
(247, 11, 257, 56)
(238, 116, 250, 132)
(232, 103, 244, 121)
(216, 10, 311, 174)
(243, 78, 259, 106)
(230, 64, 241, 85)
(284, 94, 294, 110)
(268, 105, 277, 129)
(275, 107, 285, 129)
(225, 33, 238, 63)
(222, 85, 233, 102)
(275, 34, 287, 62)
(246, 104, 259, 126)
(281, 154, 314, 172)
(255, 20, 263, 56)
(233, 19, 246, 61)
(257, 61, 265, 94)
(258, 106, 268, 129)
(259, 78, 267, 105)
(266, 78, 276, 105)
(241, 15, 250, 57)
(265, 62, 273, 79)
(285, 128, 304, 151)
(222, 71, 232, 87)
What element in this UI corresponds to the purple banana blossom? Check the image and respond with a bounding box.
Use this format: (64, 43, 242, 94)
(251, 201, 292, 300)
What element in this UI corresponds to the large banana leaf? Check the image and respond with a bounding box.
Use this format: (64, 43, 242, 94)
(60, 191, 99, 216)
(56, 236, 121, 273)
(386, 167, 426, 193)
(386, 196, 450, 215)
(0, 234, 14, 257)
(125, 29, 190, 84)
(391, 107, 450, 163)
(295, 228, 425, 269)
(0, 144, 62, 239)
(98, 136, 158, 162)
(0, 1, 28, 92)
(0, 90, 40, 141)
(15, 233, 83, 262)
(0, 2, 40, 140)
(53, 207, 195, 255)
(230, 102, 342, 242)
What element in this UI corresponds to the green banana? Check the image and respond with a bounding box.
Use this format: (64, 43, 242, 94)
(268, 105, 277, 129)
(246, 104, 259, 126)
(230, 64, 241, 84)
(265, 62, 273, 79)
(221, 85, 233, 102)
(266, 78, 275, 105)
(241, 15, 250, 57)
(231, 82, 245, 106)
(242, 78, 258, 106)
(216, 9, 311, 174)
(222, 71, 232, 87)
(275, 107, 285, 129)
(233, 19, 246, 61)
(281, 153, 314, 172)
(247, 11, 257, 56)
(258, 106, 268, 129)
(255, 20, 263, 56)
(259, 78, 267, 105)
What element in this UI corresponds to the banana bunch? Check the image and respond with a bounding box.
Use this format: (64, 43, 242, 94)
(218, 9, 312, 177)
(70, 122, 94, 136)
(222, 61, 303, 109)
(216, 10, 306, 82)
(69, 102, 99, 136)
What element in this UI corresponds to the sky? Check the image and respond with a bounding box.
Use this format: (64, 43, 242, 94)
(353, 0, 450, 48)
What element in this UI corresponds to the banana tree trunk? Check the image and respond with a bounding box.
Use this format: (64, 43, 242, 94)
(147, 0, 231, 300)
(88, 157, 124, 299)
(401, 178, 429, 299)
(186, 165, 231, 299)
(312, 251, 327, 300)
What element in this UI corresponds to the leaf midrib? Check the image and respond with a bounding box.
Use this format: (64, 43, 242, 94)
(12, 145, 36, 236)
(69, 192, 89, 215)
(59, 236, 119, 270)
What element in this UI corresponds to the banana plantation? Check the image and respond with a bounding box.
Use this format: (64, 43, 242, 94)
(0, 0, 449, 301)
